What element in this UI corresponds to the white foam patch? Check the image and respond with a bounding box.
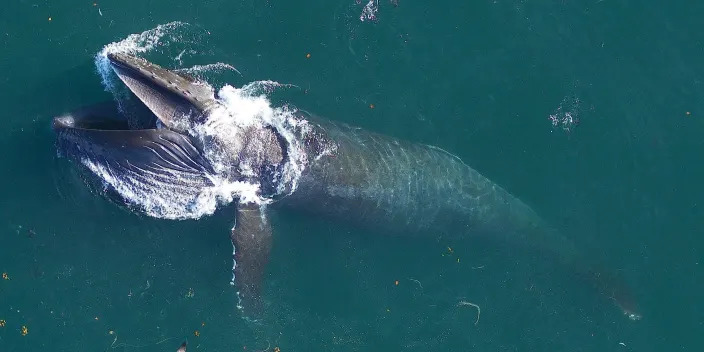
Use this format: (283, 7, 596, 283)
(359, 0, 379, 22)
(548, 94, 581, 133)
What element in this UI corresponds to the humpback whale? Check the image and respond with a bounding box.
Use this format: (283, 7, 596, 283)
(53, 53, 641, 321)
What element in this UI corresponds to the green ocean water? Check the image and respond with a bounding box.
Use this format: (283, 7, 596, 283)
(0, 1, 702, 351)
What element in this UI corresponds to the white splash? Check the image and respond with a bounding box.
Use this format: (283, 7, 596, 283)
(178, 62, 242, 77)
(203, 84, 310, 195)
(549, 94, 581, 133)
(95, 21, 191, 95)
(359, 0, 379, 22)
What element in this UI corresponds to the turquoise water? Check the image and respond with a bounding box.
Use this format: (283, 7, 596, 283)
(1, 1, 702, 350)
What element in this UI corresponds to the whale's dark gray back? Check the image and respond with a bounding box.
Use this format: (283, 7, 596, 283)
(277, 116, 553, 244)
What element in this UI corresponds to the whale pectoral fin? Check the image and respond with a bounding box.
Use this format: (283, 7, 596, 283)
(231, 204, 272, 318)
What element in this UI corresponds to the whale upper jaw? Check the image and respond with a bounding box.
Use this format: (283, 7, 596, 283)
(106, 52, 219, 131)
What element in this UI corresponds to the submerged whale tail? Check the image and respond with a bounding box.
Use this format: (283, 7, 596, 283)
(518, 218, 642, 320)
(485, 194, 641, 320)
(572, 257, 642, 320)
(552, 234, 641, 320)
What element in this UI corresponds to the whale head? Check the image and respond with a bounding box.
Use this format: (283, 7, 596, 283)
(53, 53, 285, 218)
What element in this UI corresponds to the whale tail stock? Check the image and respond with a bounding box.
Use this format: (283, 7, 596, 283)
(480, 193, 641, 320)
(571, 255, 642, 321)
(543, 225, 642, 320)
(514, 217, 642, 321)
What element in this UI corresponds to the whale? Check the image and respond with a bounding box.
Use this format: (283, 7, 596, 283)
(53, 52, 641, 321)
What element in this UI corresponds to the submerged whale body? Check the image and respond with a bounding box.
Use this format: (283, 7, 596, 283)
(52, 52, 641, 321)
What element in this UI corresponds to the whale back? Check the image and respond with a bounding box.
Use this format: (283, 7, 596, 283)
(277, 116, 548, 240)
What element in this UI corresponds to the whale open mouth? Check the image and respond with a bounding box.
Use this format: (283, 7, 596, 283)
(52, 53, 221, 217)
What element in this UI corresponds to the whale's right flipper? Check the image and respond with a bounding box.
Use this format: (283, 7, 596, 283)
(231, 204, 272, 318)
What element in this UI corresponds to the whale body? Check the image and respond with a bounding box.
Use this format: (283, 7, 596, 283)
(52, 53, 641, 321)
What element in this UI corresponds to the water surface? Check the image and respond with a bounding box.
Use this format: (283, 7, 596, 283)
(1, 1, 702, 351)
